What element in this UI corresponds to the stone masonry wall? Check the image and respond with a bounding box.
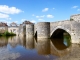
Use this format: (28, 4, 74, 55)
(36, 22, 50, 38)
(19, 14, 80, 44)
(71, 20, 80, 43)
(70, 14, 80, 22)
(26, 24, 34, 38)
(50, 20, 71, 36)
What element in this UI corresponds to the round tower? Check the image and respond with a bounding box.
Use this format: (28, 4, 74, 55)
(36, 22, 50, 38)
(26, 24, 34, 38)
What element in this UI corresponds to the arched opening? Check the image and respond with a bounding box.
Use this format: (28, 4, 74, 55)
(34, 31, 37, 38)
(51, 28, 70, 39)
(51, 28, 71, 50)
(34, 31, 37, 42)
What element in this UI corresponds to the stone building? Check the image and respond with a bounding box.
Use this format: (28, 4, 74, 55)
(19, 20, 34, 37)
(8, 22, 19, 35)
(0, 22, 8, 33)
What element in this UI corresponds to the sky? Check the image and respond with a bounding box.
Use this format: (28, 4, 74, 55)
(0, 0, 80, 25)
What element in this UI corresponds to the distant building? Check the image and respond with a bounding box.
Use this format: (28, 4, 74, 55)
(0, 20, 34, 36)
(8, 22, 19, 35)
(0, 22, 8, 33)
(19, 20, 34, 36)
(22, 20, 34, 24)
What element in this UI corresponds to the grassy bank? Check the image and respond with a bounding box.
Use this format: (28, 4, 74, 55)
(0, 31, 16, 36)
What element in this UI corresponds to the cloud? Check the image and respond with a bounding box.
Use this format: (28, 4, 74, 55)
(0, 19, 11, 25)
(47, 14, 54, 18)
(0, 48, 20, 60)
(36, 15, 45, 18)
(38, 19, 45, 21)
(14, 21, 18, 23)
(72, 6, 78, 9)
(31, 20, 36, 23)
(0, 5, 23, 14)
(77, 9, 80, 11)
(32, 14, 35, 16)
(8, 18, 12, 20)
(0, 20, 6, 22)
(42, 8, 49, 12)
(53, 8, 55, 9)
(21, 19, 36, 23)
(36, 16, 39, 18)
(0, 13, 9, 19)
(21, 19, 26, 22)
(38, 19, 43, 20)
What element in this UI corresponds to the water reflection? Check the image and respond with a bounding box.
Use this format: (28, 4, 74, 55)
(0, 37, 8, 47)
(8, 36, 19, 48)
(0, 48, 21, 60)
(63, 35, 71, 47)
(51, 39, 67, 50)
(19, 36, 26, 47)
(50, 40, 71, 57)
(0, 36, 74, 60)
(26, 37, 34, 49)
(35, 38, 50, 55)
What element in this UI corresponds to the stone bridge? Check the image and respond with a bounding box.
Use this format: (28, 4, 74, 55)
(26, 14, 80, 44)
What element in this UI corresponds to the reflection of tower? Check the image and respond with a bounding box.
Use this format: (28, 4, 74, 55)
(26, 24, 34, 38)
(35, 38, 50, 55)
(18, 35, 26, 47)
(0, 37, 8, 47)
(22, 36, 26, 48)
(26, 37, 34, 49)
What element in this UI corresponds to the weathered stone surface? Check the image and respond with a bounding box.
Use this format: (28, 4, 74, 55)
(6, 14, 80, 44)
(35, 22, 50, 38)
(26, 24, 34, 38)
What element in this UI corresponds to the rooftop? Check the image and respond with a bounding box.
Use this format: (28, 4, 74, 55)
(0, 22, 8, 26)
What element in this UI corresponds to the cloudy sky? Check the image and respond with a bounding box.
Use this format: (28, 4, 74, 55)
(0, 0, 80, 24)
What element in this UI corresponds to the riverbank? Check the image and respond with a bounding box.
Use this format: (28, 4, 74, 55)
(0, 31, 16, 36)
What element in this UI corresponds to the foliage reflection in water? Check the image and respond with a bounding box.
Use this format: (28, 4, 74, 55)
(0, 35, 79, 60)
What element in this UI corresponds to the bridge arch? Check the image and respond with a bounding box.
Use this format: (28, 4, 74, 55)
(50, 26, 71, 39)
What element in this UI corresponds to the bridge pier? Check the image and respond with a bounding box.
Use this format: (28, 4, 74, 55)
(71, 21, 80, 44)
(36, 22, 50, 39)
(26, 24, 34, 38)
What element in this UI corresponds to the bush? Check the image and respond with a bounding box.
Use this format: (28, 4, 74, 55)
(70, 18, 74, 21)
(0, 31, 16, 36)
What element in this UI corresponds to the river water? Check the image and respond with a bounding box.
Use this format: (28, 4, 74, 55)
(0, 36, 80, 60)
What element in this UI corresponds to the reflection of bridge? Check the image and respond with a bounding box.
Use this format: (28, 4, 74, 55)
(7, 36, 72, 57)
(25, 14, 80, 44)
(0, 36, 78, 58)
(0, 36, 79, 60)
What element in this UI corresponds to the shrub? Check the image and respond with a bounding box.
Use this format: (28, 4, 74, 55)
(70, 18, 74, 21)
(0, 31, 16, 36)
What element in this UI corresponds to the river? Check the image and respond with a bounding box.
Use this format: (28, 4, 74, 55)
(0, 36, 79, 60)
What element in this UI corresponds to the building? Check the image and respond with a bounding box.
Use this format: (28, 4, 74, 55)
(8, 22, 19, 36)
(0, 22, 8, 33)
(18, 20, 34, 36)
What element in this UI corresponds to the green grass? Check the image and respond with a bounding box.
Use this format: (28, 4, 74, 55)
(0, 31, 16, 36)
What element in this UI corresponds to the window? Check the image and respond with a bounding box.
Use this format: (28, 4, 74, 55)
(13, 29, 16, 32)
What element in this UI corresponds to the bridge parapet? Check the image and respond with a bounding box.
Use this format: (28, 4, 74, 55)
(70, 14, 80, 22)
